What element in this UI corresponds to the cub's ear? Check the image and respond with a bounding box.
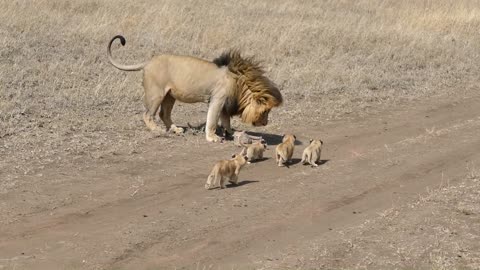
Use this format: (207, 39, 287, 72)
(320, 140, 324, 144)
(231, 154, 237, 158)
(244, 156, 249, 161)
(309, 139, 313, 143)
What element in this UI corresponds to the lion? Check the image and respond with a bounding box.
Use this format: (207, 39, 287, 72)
(205, 150, 249, 189)
(275, 134, 296, 167)
(301, 139, 323, 167)
(107, 35, 283, 142)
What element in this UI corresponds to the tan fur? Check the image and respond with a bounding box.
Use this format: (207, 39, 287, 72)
(205, 152, 249, 189)
(275, 134, 296, 167)
(107, 35, 282, 142)
(301, 139, 323, 167)
(242, 141, 267, 163)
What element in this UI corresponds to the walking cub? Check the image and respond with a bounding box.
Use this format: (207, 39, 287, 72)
(275, 134, 296, 167)
(242, 140, 267, 163)
(301, 139, 323, 167)
(205, 151, 249, 189)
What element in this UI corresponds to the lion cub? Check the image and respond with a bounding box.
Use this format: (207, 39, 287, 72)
(205, 152, 249, 190)
(242, 140, 267, 163)
(301, 139, 324, 167)
(275, 134, 296, 167)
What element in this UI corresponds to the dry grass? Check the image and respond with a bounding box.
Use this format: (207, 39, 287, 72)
(1, 0, 479, 185)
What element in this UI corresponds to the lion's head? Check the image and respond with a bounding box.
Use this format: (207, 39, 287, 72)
(214, 50, 283, 126)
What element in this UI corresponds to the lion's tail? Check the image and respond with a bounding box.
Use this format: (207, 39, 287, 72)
(107, 35, 147, 71)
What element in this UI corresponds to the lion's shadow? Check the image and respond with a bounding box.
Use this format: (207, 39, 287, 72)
(182, 125, 303, 146)
(244, 131, 303, 146)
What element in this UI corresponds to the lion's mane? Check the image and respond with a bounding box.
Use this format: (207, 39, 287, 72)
(213, 50, 283, 124)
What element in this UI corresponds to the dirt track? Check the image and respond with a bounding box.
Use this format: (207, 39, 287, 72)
(1, 94, 480, 270)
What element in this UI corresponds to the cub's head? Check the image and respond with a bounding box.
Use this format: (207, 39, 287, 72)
(282, 134, 296, 144)
(309, 139, 324, 147)
(232, 151, 249, 165)
(252, 140, 268, 150)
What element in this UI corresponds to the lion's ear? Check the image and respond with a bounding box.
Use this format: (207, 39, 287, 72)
(309, 139, 313, 143)
(232, 154, 237, 158)
(255, 96, 267, 105)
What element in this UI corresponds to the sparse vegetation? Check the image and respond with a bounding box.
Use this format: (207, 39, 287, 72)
(1, 0, 479, 180)
(279, 169, 480, 270)
(0, 1, 479, 269)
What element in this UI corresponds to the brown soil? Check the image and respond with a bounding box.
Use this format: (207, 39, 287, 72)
(1, 93, 479, 270)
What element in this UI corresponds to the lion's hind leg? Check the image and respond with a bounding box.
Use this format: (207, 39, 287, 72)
(143, 76, 166, 132)
(159, 92, 184, 135)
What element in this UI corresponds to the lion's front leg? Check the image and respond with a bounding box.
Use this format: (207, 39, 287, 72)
(220, 110, 234, 138)
(205, 97, 225, 142)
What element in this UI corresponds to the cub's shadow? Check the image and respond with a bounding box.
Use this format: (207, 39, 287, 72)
(278, 158, 302, 168)
(226, 180, 259, 188)
(243, 131, 303, 146)
(317, 159, 330, 165)
(248, 157, 269, 163)
(289, 158, 303, 165)
(299, 159, 330, 167)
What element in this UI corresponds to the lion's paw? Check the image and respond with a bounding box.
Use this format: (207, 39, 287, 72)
(169, 125, 185, 135)
(206, 134, 224, 143)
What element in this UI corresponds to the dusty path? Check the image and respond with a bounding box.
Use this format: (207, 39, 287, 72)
(1, 94, 480, 270)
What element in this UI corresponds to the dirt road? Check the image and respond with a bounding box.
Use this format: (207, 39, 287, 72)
(1, 94, 480, 270)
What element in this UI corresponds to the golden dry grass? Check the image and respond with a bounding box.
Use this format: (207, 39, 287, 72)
(0, 0, 479, 180)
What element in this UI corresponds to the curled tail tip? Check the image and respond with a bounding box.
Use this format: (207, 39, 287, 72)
(113, 35, 126, 46)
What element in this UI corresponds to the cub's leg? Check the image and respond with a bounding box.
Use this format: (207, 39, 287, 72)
(220, 175, 227, 189)
(277, 154, 286, 167)
(159, 93, 184, 134)
(205, 173, 214, 190)
(229, 174, 238, 185)
(301, 152, 308, 165)
(310, 152, 319, 167)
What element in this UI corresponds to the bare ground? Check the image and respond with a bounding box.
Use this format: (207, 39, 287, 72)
(1, 92, 479, 270)
(1, 1, 480, 269)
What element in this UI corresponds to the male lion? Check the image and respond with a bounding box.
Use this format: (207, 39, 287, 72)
(107, 35, 283, 142)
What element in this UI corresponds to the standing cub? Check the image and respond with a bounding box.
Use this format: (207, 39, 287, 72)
(275, 134, 296, 167)
(301, 139, 324, 167)
(242, 141, 267, 163)
(205, 152, 249, 189)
